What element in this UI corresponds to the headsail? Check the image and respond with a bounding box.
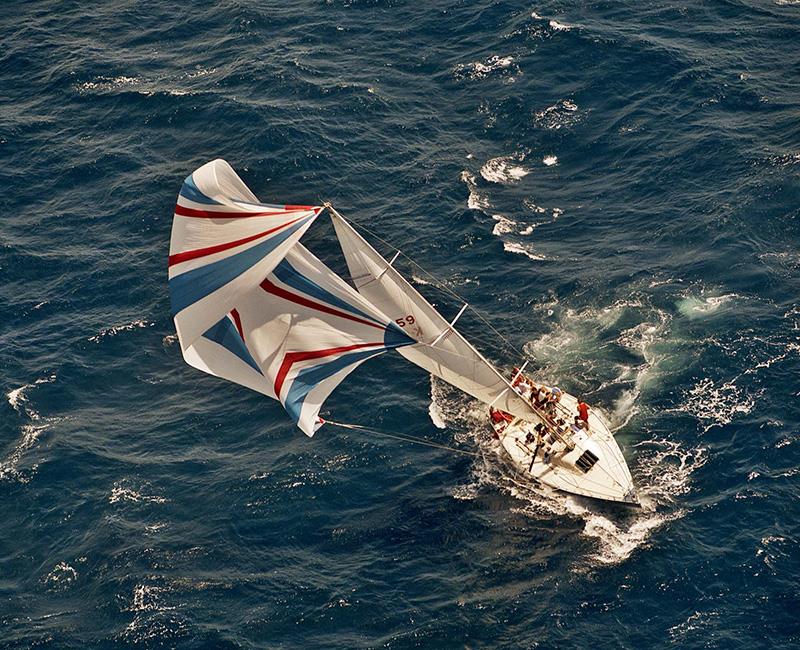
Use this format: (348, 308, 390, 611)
(330, 209, 539, 421)
(169, 159, 322, 350)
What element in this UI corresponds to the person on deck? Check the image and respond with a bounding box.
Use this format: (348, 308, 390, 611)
(549, 387, 563, 410)
(489, 407, 512, 438)
(571, 416, 585, 434)
(536, 386, 550, 409)
(577, 398, 590, 424)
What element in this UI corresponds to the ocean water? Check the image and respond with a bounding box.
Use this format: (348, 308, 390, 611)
(1, 0, 799, 647)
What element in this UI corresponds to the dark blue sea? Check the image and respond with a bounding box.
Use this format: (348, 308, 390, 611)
(2, 1, 799, 647)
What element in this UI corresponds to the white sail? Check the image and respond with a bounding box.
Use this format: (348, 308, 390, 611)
(330, 210, 539, 421)
(169, 159, 322, 350)
(180, 242, 415, 436)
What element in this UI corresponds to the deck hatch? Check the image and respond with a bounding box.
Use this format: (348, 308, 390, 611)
(576, 449, 599, 473)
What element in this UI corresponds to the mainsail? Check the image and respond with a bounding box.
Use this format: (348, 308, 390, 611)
(330, 209, 539, 422)
(170, 159, 535, 436)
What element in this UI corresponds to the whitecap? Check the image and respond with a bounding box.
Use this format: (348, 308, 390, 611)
(678, 377, 760, 431)
(503, 241, 549, 261)
(454, 55, 517, 80)
(549, 20, 572, 31)
(43, 562, 78, 590)
(676, 293, 738, 320)
(460, 170, 490, 211)
(534, 99, 581, 130)
(480, 156, 530, 184)
(428, 376, 447, 429)
(89, 319, 154, 343)
(7, 373, 56, 416)
(109, 480, 167, 505)
(542, 155, 558, 166)
(0, 422, 49, 483)
(491, 214, 516, 236)
(3, 373, 57, 483)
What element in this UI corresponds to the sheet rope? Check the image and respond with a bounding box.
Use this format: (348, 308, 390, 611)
(323, 419, 480, 457)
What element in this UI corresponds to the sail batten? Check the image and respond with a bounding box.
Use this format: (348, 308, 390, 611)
(329, 208, 539, 421)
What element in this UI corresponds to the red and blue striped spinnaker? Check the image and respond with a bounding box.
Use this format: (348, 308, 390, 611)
(169, 160, 415, 435)
(168, 159, 322, 351)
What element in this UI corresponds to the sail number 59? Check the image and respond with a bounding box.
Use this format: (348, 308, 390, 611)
(395, 315, 416, 327)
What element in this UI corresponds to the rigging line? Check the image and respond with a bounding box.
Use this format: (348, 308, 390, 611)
(326, 205, 530, 363)
(323, 419, 480, 458)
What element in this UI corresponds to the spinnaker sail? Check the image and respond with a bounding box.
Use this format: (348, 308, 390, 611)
(169, 159, 322, 350)
(169, 161, 414, 435)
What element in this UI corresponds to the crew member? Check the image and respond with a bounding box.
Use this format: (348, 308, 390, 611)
(536, 385, 550, 409)
(577, 398, 590, 424)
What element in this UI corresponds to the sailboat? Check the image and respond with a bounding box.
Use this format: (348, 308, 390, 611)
(168, 159, 638, 505)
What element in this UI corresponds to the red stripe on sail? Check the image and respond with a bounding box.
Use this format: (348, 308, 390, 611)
(274, 342, 382, 397)
(260, 278, 386, 332)
(174, 204, 313, 219)
(230, 309, 245, 340)
(168, 216, 308, 267)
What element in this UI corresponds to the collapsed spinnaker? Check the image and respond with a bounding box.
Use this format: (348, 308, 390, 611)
(169, 159, 322, 350)
(169, 161, 414, 435)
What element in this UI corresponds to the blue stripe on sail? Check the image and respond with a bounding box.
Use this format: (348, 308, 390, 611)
(169, 216, 310, 315)
(273, 259, 386, 327)
(179, 173, 220, 205)
(384, 322, 416, 348)
(202, 316, 261, 374)
(282, 348, 387, 425)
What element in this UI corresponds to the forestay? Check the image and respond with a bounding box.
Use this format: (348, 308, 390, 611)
(330, 209, 539, 422)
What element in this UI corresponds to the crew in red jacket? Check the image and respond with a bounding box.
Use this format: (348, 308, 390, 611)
(577, 399, 590, 424)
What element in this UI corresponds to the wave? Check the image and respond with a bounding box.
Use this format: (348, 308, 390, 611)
(2, 374, 57, 483)
(43, 562, 79, 591)
(89, 319, 154, 343)
(459, 170, 490, 211)
(491, 214, 516, 236)
(76, 69, 216, 97)
(480, 156, 530, 184)
(109, 479, 168, 505)
(534, 99, 581, 130)
(453, 55, 518, 81)
(675, 293, 739, 320)
(503, 241, 550, 261)
(677, 377, 760, 433)
(428, 376, 447, 429)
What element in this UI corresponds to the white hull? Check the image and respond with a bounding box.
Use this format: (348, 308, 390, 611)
(492, 392, 638, 505)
